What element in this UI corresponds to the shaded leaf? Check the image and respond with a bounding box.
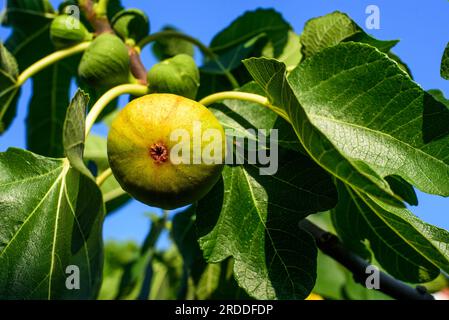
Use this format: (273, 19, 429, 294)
(441, 42, 449, 80)
(262, 31, 302, 69)
(210, 8, 290, 57)
(209, 82, 302, 153)
(197, 149, 337, 299)
(98, 241, 139, 300)
(63, 89, 92, 179)
(332, 181, 449, 283)
(0, 43, 20, 133)
(4, 0, 78, 156)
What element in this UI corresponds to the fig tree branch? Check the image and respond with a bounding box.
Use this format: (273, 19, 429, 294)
(299, 219, 435, 300)
(79, 0, 113, 34)
(79, 0, 148, 84)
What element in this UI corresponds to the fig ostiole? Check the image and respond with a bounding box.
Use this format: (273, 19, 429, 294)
(50, 15, 93, 48)
(107, 93, 226, 209)
(111, 8, 150, 44)
(78, 33, 132, 88)
(147, 54, 200, 100)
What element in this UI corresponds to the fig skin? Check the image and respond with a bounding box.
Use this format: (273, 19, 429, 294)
(78, 34, 131, 88)
(50, 15, 92, 48)
(107, 94, 226, 209)
(147, 54, 200, 100)
(111, 8, 150, 44)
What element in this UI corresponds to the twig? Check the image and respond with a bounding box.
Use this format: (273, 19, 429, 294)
(79, 0, 148, 85)
(128, 46, 148, 85)
(299, 219, 435, 300)
(79, 0, 113, 34)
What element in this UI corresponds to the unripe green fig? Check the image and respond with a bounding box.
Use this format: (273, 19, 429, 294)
(50, 15, 93, 48)
(111, 8, 149, 44)
(78, 33, 131, 88)
(107, 94, 226, 209)
(147, 54, 200, 100)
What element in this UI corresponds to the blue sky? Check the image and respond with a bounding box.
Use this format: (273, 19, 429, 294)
(1, 0, 449, 247)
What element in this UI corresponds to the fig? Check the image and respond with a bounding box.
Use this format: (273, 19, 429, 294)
(111, 8, 150, 44)
(147, 54, 200, 100)
(78, 33, 132, 88)
(50, 15, 93, 48)
(107, 94, 225, 209)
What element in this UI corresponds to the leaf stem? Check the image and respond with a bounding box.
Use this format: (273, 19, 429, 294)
(85, 84, 149, 137)
(199, 91, 291, 123)
(16, 42, 91, 86)
(137, 30, 239, 89)
(96, 168, 113, 186)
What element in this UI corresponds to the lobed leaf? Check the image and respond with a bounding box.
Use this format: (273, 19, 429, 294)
(196, 150, 337, 299)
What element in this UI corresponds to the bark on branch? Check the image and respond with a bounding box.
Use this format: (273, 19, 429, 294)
(299, 219, 435, 300)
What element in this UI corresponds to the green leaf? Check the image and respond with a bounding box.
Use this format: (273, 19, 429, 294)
(0, 43, 20, 133)
(210, 8, 290, 57)
(196, 150, 337, 300)
(0, 90, 104, 299)
(172, 207, 249, 299)
(4, 1, 78, 156)
(313, 251, 346, 300)
(441, 42, 449, 80)
(428, 89, 449, 107)
(0, 148, 104, 299)
(27, 59, 79, 157)
(152, 26, 194, 60)
(262, 31, 302, 69)
(243, 56, 403, 207)
(385, 175, 418, 206)
(115, 214, 166, 299)
(209, 82, 302, 153)
(98, 241, 139, 300)
(148, 249, 184, 300)
(332, 181, 449, 283)
(300, 11, 398, 59)
(285, 42, 449, 197)
(63, 89, 93, 179)
(201, 35, 263, 75)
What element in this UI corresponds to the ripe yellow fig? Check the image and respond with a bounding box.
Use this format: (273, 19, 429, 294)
(107, 94, 226, 209)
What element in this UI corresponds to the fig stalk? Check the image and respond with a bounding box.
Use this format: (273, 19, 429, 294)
(96, 168, 113, 186)
(199, 91, 291, 123)
(85, 84, 149, 137)
(16, 41, 91, 86)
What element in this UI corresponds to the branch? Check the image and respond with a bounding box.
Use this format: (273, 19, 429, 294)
(299, 219, 435, 300)
(128, 46, 148, 85)
(80, 0, 147, 85)
(79, 0, 113, 34)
